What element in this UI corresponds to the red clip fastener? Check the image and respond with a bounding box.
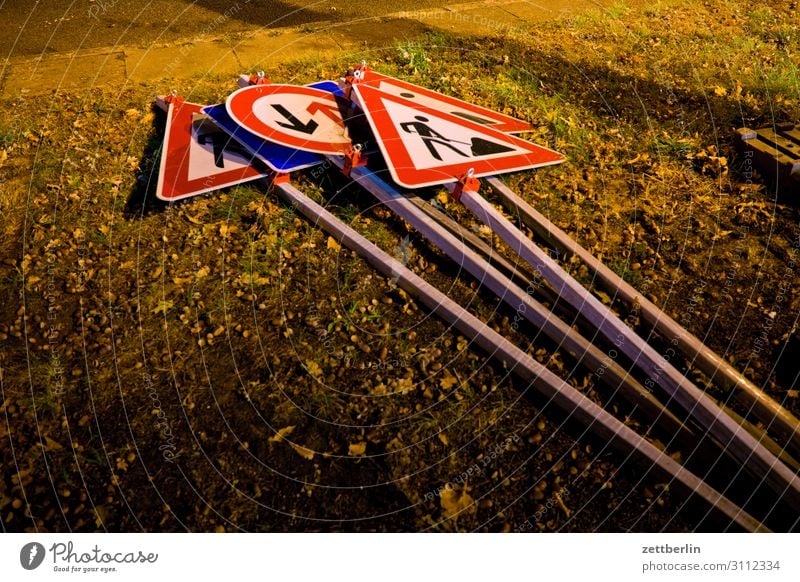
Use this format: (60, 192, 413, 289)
(270, 172, 290, 186)
(164, 90, 185, 106)
(343, 61, 368, 101)
(342, 144, 367, 177)
(452, 168, 479, 202)
(249, 71, 270, 86)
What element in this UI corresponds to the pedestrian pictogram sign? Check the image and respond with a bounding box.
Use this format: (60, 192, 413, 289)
(352, 84, 564, 189)
(226, 84, 350, 155)
(353, 68, 533, 134)
(156, 99, 270, 202)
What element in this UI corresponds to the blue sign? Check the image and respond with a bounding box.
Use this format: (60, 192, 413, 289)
(202, 81, 344, 173)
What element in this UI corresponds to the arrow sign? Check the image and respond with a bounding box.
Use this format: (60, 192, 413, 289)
(226, 84, 350, 155)
(352, 84, 564, 189)
(201, 104, 324, 173)
(156, 99, 270, 202)
(354, 68, 534, 134)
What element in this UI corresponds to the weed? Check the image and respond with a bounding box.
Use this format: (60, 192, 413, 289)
(0, 124, 16, 148)
(606, 1, 630, 19)
(609, 258, 643, 286)
(653, 135, 694, 160)
(396, 39, 431, 75)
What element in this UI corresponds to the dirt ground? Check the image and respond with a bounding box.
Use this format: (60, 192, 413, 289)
(1, 0, 799, 532)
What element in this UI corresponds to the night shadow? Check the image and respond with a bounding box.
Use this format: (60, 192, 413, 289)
(125, 102, 170, 218)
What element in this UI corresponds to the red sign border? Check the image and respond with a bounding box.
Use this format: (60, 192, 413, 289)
(226, 84, 350, 155)
(156, 100, 268, 202)
(359, 69, 534, 134)
(353, 84, 564, 189)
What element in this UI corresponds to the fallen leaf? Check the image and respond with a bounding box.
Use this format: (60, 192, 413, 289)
(327, 236, 341, 250)
(305, 360, 323, 378)
(595, 290, 612, 305)
(348, 442, 367, 456)
(152, 300, 174, 315)
(42, 436, 63, 452)
(440, 487, 475, 520)
(289, 442, 315, 460)
(269, 426, 295, 443)
(219, 224, 237, 238)
(439, 374, 457, 390)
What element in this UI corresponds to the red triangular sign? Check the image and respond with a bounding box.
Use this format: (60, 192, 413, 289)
(157, 99, 269, 201)
(353, 84, 564, 189)
(354, 68, 533, 134)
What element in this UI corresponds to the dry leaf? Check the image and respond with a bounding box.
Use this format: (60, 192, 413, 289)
(439, 374, 457, 390)
(595, 290, 612, 305)
(269, 426, 295, 443)
(289, 442, 315, 460)
(152, 300, 173, 315)
(348, 442, 367, 456)
(327, 236, 341, 250)
(305, 360, 323, 378)
(42, 436, 63, 452)
(440, 488, 475, 520)
(219, 224, 237, 238)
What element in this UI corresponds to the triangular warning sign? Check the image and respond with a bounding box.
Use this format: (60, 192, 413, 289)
(156, 99, 269, 202)
(352, 84, 564, 189)
(354, 68, 533, 133)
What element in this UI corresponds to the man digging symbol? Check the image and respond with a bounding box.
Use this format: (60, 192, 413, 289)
(399, 115, 514, 162)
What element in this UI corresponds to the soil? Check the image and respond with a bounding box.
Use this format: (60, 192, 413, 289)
(1, 0, 799, 532)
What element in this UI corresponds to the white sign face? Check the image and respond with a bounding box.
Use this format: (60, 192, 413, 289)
(226, 84, 350, 154)
(187, 116, 254, 180)
(382, 99, 522, 170)
(374, 80, 497, 129)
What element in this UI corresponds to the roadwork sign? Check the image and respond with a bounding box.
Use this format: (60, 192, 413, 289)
(156, 99, 269, 202)
(353, 84, 564, 188)
(354, 68, 533, 133)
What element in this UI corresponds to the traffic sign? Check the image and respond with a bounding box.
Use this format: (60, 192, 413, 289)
(226, 84, 350, 155)
(352, 84, 564, 189)
(202, 104, 323, 173)
(354, 68, 533, 134)
(156, 99, 269, 202)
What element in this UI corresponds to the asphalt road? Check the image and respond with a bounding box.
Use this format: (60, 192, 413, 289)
(0, 0, 453, 58)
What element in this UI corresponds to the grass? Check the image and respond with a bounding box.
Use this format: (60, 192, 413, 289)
(0, 124, 16, 148)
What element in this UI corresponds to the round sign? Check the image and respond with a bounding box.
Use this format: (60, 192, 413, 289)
(226, 84, 350, 155)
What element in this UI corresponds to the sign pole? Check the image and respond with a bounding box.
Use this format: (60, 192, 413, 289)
(267, 171, 764, 533)
(453, 185, 800, 507)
